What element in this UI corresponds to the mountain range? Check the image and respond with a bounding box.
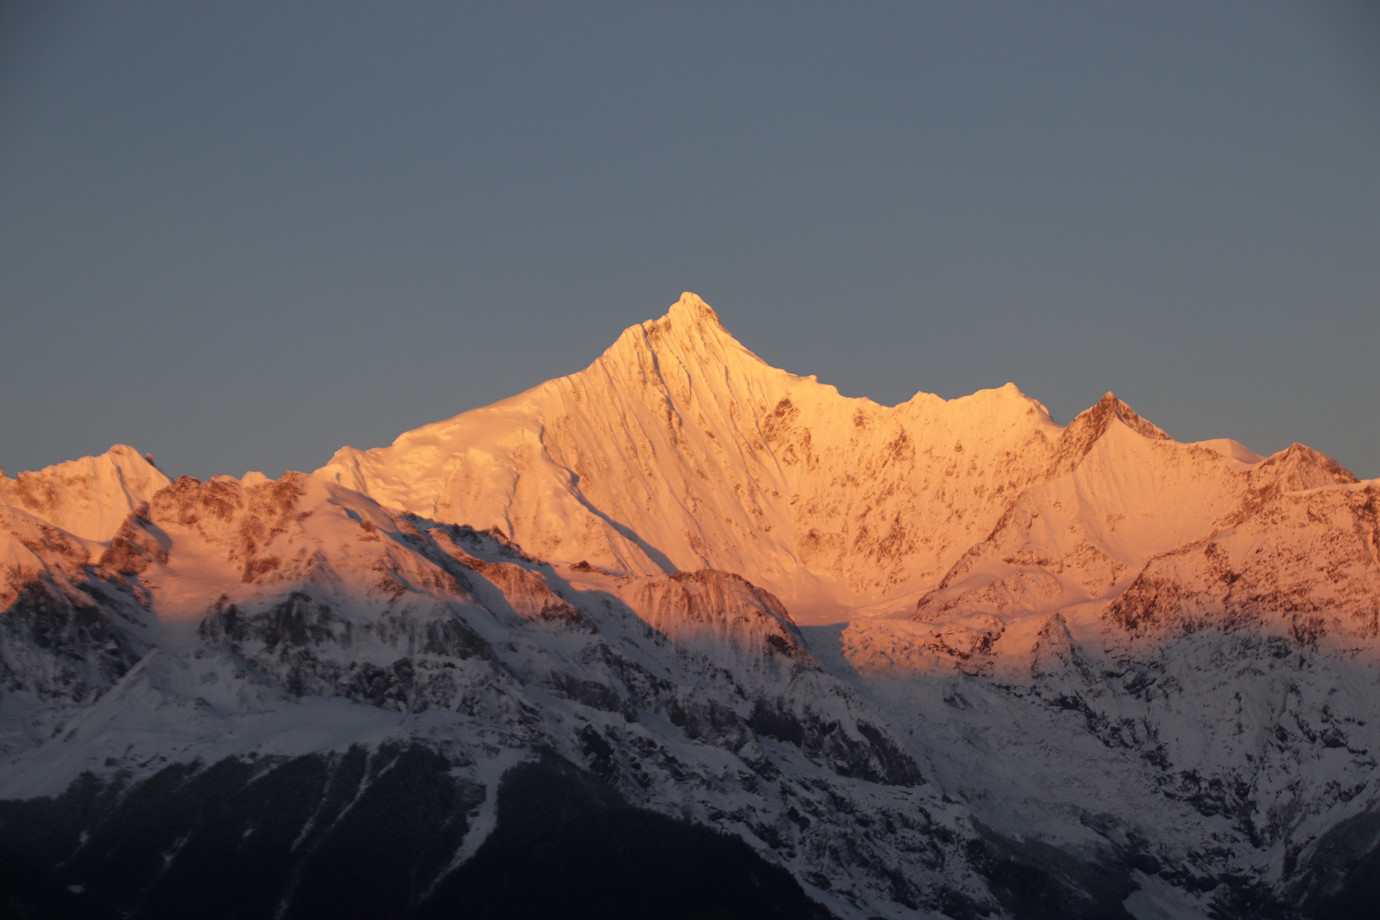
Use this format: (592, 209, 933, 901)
(2, 292, 1377, 919)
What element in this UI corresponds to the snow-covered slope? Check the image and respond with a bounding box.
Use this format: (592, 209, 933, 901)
(318, 293, 1066, 620)
(3, 293, 1379, 919)
(909, 397, 1361, 637)
(1, 445, 168, 543)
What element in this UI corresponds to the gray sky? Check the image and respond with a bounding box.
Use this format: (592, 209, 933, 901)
(2, 1, 1377, 480)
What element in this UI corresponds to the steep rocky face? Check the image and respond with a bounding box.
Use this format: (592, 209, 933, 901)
(0, 574, 150, 703)
(1105, 481, 1380, 643)
(0, 743, 484, 920)
(0, 507, 95, 609)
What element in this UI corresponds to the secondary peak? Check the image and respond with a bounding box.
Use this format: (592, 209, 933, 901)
(1086, 392, 1169, 439)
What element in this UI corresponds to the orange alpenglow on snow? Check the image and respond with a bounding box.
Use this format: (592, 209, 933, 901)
(317, 292, 1373, 642)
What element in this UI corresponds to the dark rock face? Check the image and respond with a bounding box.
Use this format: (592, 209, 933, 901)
(747, 699, 923, 787)
(97, 515, 168, 576)
(415, 753, 838, 920)
(965, 824, 1139, 920)
(0, 844, 117, 920)
(0, 744, 482, 920)
(0, 574, 147, 701)
(0, 748, 842, 920)
(197, 592, 498, 711)
(1289, 809, 1380, 920)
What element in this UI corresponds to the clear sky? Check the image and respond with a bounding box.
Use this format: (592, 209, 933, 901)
(2, 1, 1377, 481)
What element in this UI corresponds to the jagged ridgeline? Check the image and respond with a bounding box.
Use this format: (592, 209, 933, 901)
(2, 293, 1378, 919)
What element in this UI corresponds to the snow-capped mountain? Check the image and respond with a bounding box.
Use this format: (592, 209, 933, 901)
(317, 293, 1065, 621)
(2, 293, 1378, 919)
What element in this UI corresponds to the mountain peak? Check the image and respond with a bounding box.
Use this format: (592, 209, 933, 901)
(657, 291, 731, 341)
(0, 444, 170, 543)
(1254, 441, 1358, 490)
(1085, 392, 1169, 441)
(1047, 392, 1172, 474)
(667, 291, 722, 326)
(600, 292, 764, 376)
